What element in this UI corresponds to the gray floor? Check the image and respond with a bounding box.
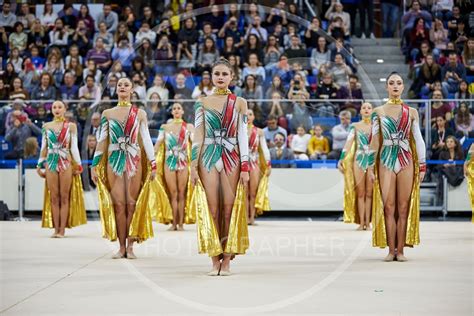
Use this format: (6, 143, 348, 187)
(0, 220, 473, 315)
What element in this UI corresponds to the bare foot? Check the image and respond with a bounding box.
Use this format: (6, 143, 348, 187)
(126, 247, 137, 259)
(356, 225, 364, 231)
(112, 249, 126, 259)
(396, 253, 408, 262)
(177, 225, 184, 231)
(207, 263, 221, 276)
(383, 253, 395, 262)
(167, 226, 177, 231)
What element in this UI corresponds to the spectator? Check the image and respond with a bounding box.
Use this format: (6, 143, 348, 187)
(264, 35, 283, 67)
(107, 61, 126, 81)
(9, 77, 29, 101)
(268, 54, 293, 89)
(431, 89, 453, 126)
(192, 71, 213, 99)
(82, 60, 102, 85)
(410, 54, 442, 98)
(31, 105, 49, 128)
(454, 80, 473, 109)
(431, 115, 455, 159)
(454, 102, 474, 137)
(111, 36, 135, 73)
(267, 92, 287, 128)
(266, 1, 288, 31)
(325, 1, 351, 37)
(196, 37, 220, 74)
(244, 3, 264, 27)
(328, 110, 352, 159)
(5, 99, 27, 131)
(218, 16, 244, 49)
(102, 75, 118, 100)
(264, 115, 288, 148)
(86, 134, 97, 189)
(18, 58, 38, 93)
(308, 124, 330, 160)
(430, 18, 448, 60)
(7, 47, 23, 73)
(337, 74, 364, 115)
(31, 73, 56, 105)
(9, 22, 28, 53)
(2, 62, 17, 91)
(291, 125, 311, 160)
(131, 72, 147, 101)
(27, 20, 49, 55)
(135, 21, 156, 46)
(290, 91, 312, 133)
(0, 1, 16, 30)
(44, 51, 65, 87)
(5, 112, 42, 159)
(288, 71, 309, 97)
(228, 54, 243, 87)
(94, 22, 114, 52)
(66, 56, 83, 85)
(245, 15, 268, 44)
(154, 34, 175, 76)
(29, 44, 45, 71)
(265, 75, 286, 100)
(17, 3, 35, 31)
(328, 16, 349, 40)
(412, 40, 432, 68)
(329, 53, 352, 87)
(401, 0, 432, 36)
(69, 20, 91, 56)
(310, 37, 331, 74)
(462, 38, 474, 76)
(314, 72, 339, 117)
(59, 71, 79, 101)
(441, 51, 466, 94)
(243, 53, 266, 84)
(409, 17, 430, 62)
(146, 93, 167, 130)
(86, 38, 112, 73)
(65, 44, 83, 67)
(242, 75, 263, 108)
(89, 112, 101, 139)
(329, 36, 354, 70)
(284, 35, 307, 61)
(243, 34, 264, 66)
(78, 75, 101, 103)
(23, 136, 39, 161)
(447, 6, 463, 41)
(270, 132, 295, 168)
(39, 1, 57, 29)
(147, 74, 169, 105)
(138, 5, 156, 30)
(359, 0, 375, 39)
(77, 4, 95, 36)
(95, 4, 118, 33)
(174, 73, 192, 100)
(178, 18, 199, 47)
(60, 4, 77, 30)
(49, 18, 69, 52)
(305, 17, 322, 48)
(114, 22, 134, 48)
(0, 78, 8, 101)
(437, 136, 465, 187)
(198, 22, 217, 50)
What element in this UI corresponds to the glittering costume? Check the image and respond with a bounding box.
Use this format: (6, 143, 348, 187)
(248, 125, 271, 216)
(370, 102, 426, 248)
(152, 120, 195, 224)
(37, 120, 87, 228)
(340, 122, 374, 224)
(91, 104, 157, 242)
(465, 145, 474, 222)
(190, 92, 250, 257)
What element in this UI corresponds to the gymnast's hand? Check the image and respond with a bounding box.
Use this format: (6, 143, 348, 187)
(150, 169, 156, 181)
(36, 167, 46, 178)
(191, 168, 199, 186)
(337, 160, 344, 173)
(419, 171, 425, 182)
(91, 167, 98, 184)
(368, 168, 375, 184)
(240, 171, 249, 184)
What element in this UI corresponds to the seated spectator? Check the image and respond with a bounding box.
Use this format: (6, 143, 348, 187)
(431, 115, 455, 159)
(328, 16, 349, 40)
(69, 20, 91, 56)
(131, 72, 147, 101)
(31, 105, 50, 128)
(86, 38, 112, 72)
(284, 35, 307, 61)
(328, 110, 352, 159)
(176, 39, 196, 74)
(429, 18, 448, 61)
(267, 92, 288, 129)
(18, 58, 38, 93)
(221, 36, 241, 64)
(95, 4, 118, 33)
(329, 53, 352, 87)
(264, 115, 288, 148)
(86, 134, 97, 189)
(23, 136, 40, 161)
(0, 78, 8, 100)
(329, 36, 354, 71)
(94, 21, 114, 52)
(174, 73, 192, 100)
(9, 77, 29, 101)
(65, 44, 83, 68)
(305, 17, 322, 49)
(411, 40, 432, 68)
(427, 80, 449, 99)
(265, 75, 286, 100)
(264, 35, 283, 67)
(9, 22, 27, 54)
(410, 54, 442, 98)
(83, 60, 102, 86)
(131, 57, 149, 83)
(337, 74, 364, 116)
(146, 93, 168, 130)
(59, 71, 79, 101)
(39, 1, 57, 29)
(228, 55, 243, 87)
(291, 125, 311, 160)
(5, 110, 42, 159)
(0, 1, 17, 31)
(452, 20, 468, 53)
(49, 18, 69, 53)
(268, 55, 293, 89)
(177, 18, 199, 47)
(29, 45, 45, 70)
(31, 73, 57, 106)
(17, 4, 36, 30)
(137, 38, 155, 73)
(308, 124, 330, 160)
(147, 74, 169, 105)
(242, 34, 264, 66)
(60, 4, 77, 30)
(27, 20, 49, 56)
(436, 136, 465, 187)
(310, 37, 331, 75)
(111, 36, 135, 73)
(290, 91, 312, 133)
(102, 75, 118, 101)
(325, 1, 351, 37)
(441, 51, 466, 94)
(107, 61, 126, 81)
(198, 22, 217, 50)
(243, 53, 266, 84)
(192, 71, 213, 99)
(245, 15, 268, 44)
(463, 38, 474, 76)
(447, 5, 461, 39)
(454, 80, 473, 109)
(314, 72, 339, 117)
(196, 36, 220, 74)
(5, 99, 28, 131)
(7, 48, 23, 76)
(454, 102, 474, 137)
(242, 75, 263, 108)
(270, 132, 295, 168)
(138, 5, 157, 30)
(431, 89, 453, 126)
(79, 75, 101, 103)
(77, 4, 95, 36)
(135, 21, 156, 46)
(409, 17, 430, 63)
(401, 0, 432, 52)
(154, 34, 175, 76)
(66, 56, 83, 85)
(114, 22, 134, 48)
(266, 1, 288, 32)
(44, 51, 65, 87)
(2, 62, 17, 91)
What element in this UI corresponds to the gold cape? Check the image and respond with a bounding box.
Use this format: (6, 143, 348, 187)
(342, 137, 360, 224)
(42, 162, 87, 229)
(151, 142, 195, 224)
(372, 135, 421, 248)
(95, 135, 154, 242)
(255, 142, 271, 216)
(190, 180, 249, 257)
(467, 160, 474, 222)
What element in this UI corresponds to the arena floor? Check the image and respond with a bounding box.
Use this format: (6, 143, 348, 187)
(0, 220, 472, 315)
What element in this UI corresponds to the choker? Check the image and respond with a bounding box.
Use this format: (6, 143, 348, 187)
(54, 116, 65, 122)
(117, 100, 132, 107)
(362, 117, 371, 124)
(213, 88, 232, 95)
(388, 98, 403, 105)
(173, 118, 184, 123)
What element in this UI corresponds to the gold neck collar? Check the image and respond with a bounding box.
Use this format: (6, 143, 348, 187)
(213, 88, 232, 95)
(362, 117, 371, 124)
(388, 98, 403, 105)
(173, 118, 184, 123)
(54, 116, 65, 122)
(118, 100, 132, 107)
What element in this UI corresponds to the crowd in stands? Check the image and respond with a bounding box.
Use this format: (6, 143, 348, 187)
(0, 1, 471, 184)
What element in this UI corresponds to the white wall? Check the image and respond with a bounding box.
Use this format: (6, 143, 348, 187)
(447, 180, 471, 212)
(0, 169, 19, 210)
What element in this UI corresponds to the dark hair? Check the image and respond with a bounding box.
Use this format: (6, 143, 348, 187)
(444, 135, 463, 158)
(212, 58, 234, 74)
(386, 71, 402, 83)
(85, 74, 95, 82)
(349, 74, 359, 81)
(274, 132, 286, 140)
(13, 21, 23, 31)
(267, 114, 278, 121)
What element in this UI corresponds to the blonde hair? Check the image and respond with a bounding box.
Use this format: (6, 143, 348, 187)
(24, 137, 38, 158)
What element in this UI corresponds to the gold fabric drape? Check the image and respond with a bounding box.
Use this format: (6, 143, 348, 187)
(41, 162, 87, 229)
(225, 182, 250, 254)
(184, 141, 196, 224)
(466, 160, 474, 222)
(96, 136, 154, 242)
(254, 143, 270, 216)
(372, 134, 420, 248)
(342, 138, 359, 224)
